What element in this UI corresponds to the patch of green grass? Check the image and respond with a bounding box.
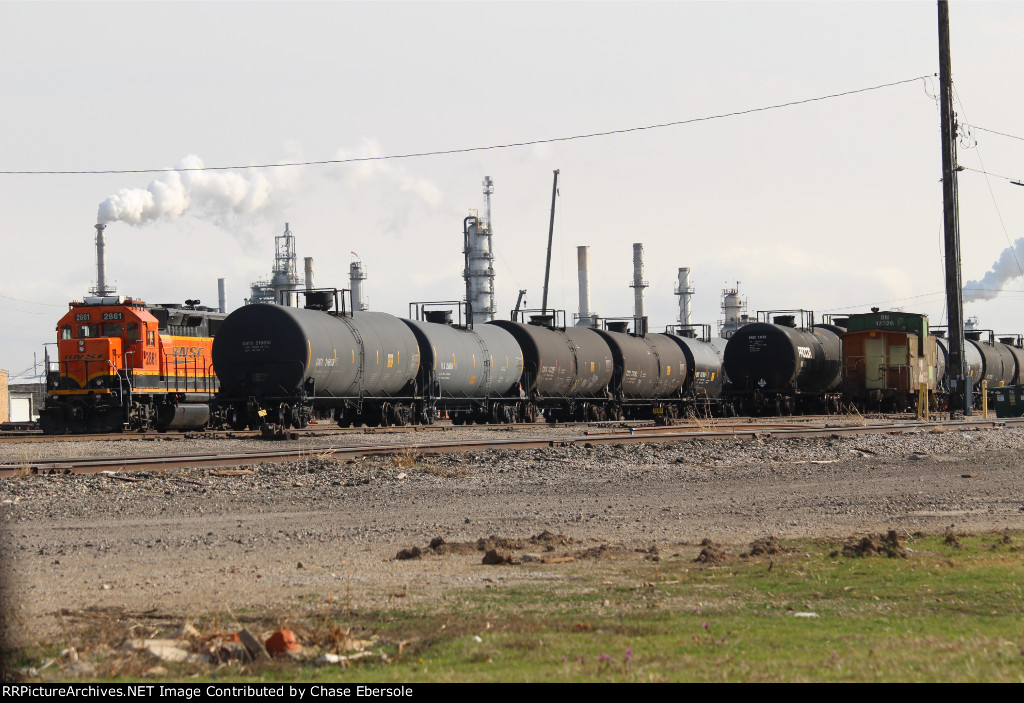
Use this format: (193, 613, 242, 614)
(11, 532, 1024, 682)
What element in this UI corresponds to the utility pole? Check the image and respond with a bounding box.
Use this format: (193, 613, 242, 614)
(938, 0, 969, 415)
(541, 169, 560, 319)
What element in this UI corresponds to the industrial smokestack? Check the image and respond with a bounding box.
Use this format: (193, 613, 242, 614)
(630, 243, 648, 323)
(304, 257, 314, 291)
(94, 224, 109, 297)
(350, 260, 367, 311)
(576, 246, 592, 327)
(676, 267, 694, 327)
(217, 278, 226, 313)
(463, 177, 496, 326)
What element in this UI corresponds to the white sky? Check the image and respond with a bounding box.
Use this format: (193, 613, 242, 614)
(2, 1, 1022, 377)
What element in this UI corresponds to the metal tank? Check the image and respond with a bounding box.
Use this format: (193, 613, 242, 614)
(401, 318, 522, 398)
(593, 329, 687, 398)
(966, 334, 1017, 387)
(213, 304, 420, 403)
(489, 319, 613, 397)
(664, 333, 726, 398)
(933, 336, 983, 385)
(998, 337, 1024, 385)
(723, 320, 842, 394)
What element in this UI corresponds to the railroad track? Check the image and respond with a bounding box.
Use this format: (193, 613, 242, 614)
(0, 413, 910, 444)
(2, 416, 1020, 479)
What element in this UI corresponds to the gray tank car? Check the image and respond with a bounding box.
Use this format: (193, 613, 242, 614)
(213, 304, 421, 428)
(401, 317, 524, 424)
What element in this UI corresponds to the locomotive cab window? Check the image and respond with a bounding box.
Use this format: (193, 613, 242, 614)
(61, 325, 72, 340)
(78, 325, 97, 338)
(147, 330, 155, 346)
(102, 323, 123, 337)
(127, 322, 140, 341)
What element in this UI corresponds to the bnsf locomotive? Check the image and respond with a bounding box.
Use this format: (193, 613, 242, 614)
(40, 296, 225, 433)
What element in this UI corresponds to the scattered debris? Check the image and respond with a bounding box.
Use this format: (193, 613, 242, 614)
(265, 628, 301, 655)
(238, 628, 270, 662)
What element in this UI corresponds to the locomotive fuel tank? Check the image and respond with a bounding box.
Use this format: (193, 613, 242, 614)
(724, 322, 842, 394)
(213, 304, 420, 402)
(401, 319, 523, 397)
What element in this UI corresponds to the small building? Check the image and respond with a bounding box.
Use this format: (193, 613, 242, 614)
(0, 369, 8, 423)
(8, 379, 46, 423)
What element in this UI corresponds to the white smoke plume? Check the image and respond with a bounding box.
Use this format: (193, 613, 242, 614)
(328, 138, 444, 233)
(97, 155, 294, 228)
(963, 237, 1024, 302)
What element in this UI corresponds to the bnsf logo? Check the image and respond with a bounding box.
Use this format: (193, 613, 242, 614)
(171, 346, 205, 358)
(63, 353, 104, 360)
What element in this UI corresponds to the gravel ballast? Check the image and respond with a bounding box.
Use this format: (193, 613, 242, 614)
(2, 423, 1022, 648)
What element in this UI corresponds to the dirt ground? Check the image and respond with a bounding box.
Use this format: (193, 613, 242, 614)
(2, 423, 1023, 655)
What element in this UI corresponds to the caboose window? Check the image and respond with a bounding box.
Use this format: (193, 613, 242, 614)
(61, 325, 72, 340)
(127, 323, 140, 341)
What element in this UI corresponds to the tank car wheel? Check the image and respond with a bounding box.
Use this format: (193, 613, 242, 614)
(451, 412, 464, 426)
(378, 403, 392, 428)
(230, 408, 248, 431)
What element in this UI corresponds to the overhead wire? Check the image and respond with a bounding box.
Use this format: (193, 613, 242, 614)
(953, 85, 1024, 280)
(0, 75, 933, 176)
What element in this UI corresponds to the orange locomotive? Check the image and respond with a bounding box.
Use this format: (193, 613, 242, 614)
(40, 296, 226, 433)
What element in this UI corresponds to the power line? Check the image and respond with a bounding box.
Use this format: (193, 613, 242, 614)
(0, 75, 933, 176)
(973, 125, 1024, 142)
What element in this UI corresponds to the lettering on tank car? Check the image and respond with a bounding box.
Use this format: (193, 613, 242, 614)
(798, 346, 813, 359)
(439, 360, 455, 371)
(469, 375, 477, 385)
(387, 353, 394, 368)
(315, 357, 337, 367)
(242, 340, 272, 352)
(748, 335, 767, 352)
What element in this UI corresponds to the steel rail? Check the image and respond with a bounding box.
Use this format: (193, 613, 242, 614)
(3, 417, 1021, 478)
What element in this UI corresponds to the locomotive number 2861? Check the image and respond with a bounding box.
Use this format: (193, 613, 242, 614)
(102, 312, 124, 320)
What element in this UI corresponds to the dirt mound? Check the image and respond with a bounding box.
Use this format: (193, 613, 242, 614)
(989, 532, 1016, 551)
(694, 538, 728, 564)
(745, 536, 786, 557)
(836, 530, 907, 559)
(481, 549, 513, 565)
(395, 531, 575, 561)
(574, 543, 628, 560)
(394, 546, 423, 560)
